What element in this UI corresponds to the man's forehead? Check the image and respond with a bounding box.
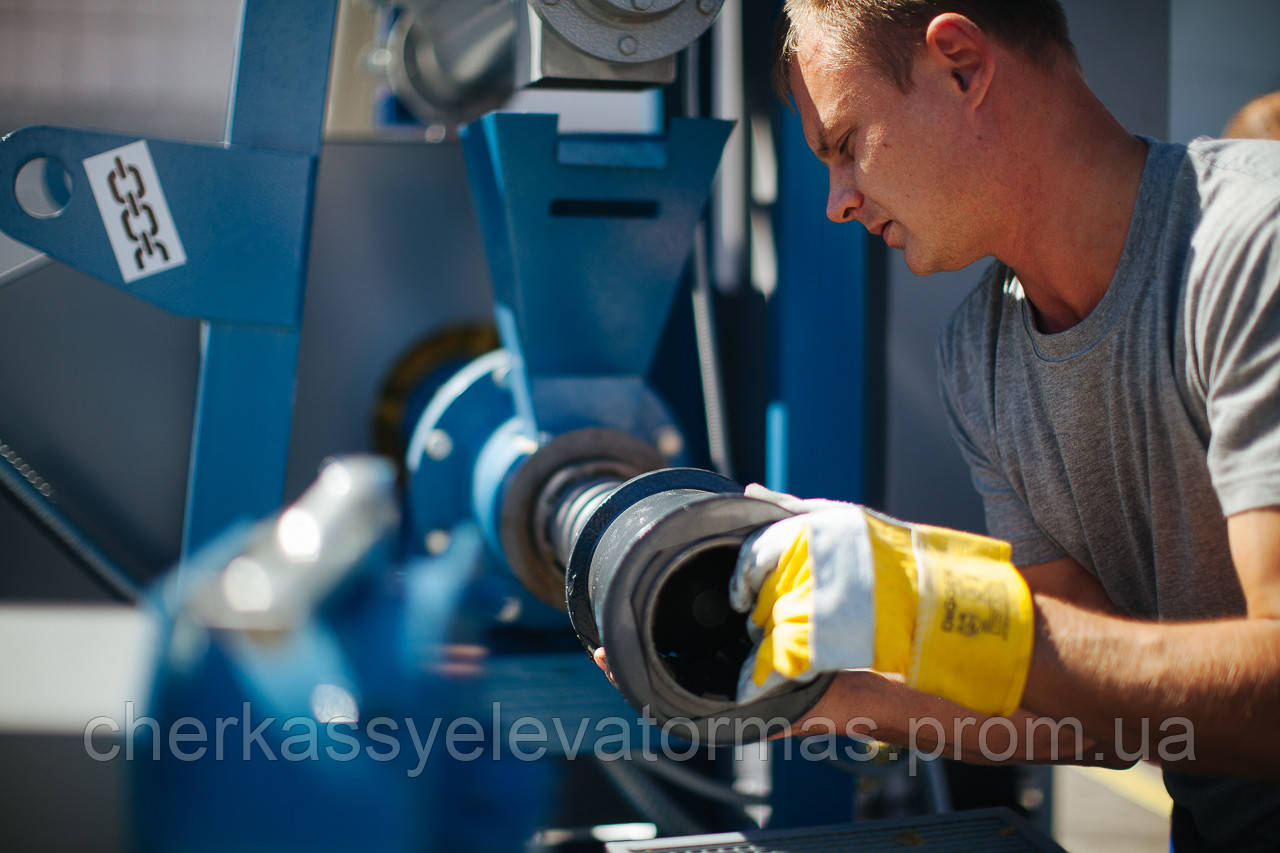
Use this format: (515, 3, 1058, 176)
(789, 46, 867, 156)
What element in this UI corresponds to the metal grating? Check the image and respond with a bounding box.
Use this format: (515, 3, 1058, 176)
(478, 653, 642, 755)
(604, 808, 1065, 852)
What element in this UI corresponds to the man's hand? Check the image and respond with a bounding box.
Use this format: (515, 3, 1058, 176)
(732, 485, 1035, 717)
(729, 504, 879, 704)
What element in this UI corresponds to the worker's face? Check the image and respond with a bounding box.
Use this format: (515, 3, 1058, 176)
(790, 37, 984, 275)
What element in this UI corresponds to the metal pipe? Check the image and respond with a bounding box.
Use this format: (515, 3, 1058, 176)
(0, 438, 140, 602)
(684, 42, 734, 478)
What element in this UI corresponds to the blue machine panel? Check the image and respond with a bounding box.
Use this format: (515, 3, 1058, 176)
(770, 95, 873, 505)
(461, 113, 732, 436)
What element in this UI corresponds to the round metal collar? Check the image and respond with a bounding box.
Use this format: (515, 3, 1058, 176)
(531, 0, 724, 65)
(501, 428, 664, 610)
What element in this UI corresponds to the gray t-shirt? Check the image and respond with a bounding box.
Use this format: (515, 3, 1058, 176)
(936, 137, 1280, 850)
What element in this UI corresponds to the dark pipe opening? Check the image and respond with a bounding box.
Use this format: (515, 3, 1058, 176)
(651, 544, 754, 701)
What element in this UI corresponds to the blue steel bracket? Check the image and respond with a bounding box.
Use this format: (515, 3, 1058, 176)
(460, 112, 733, 437)
(0, 127, 313, 327)
(0, 0, 339, 563)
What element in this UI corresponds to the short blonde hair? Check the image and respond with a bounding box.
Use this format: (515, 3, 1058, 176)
(773, 0, 1077, 98)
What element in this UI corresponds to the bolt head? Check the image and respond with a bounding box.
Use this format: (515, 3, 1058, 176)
(425, 530, 452, 555)
(654, 426, 684, 459)
(425, 429, 453, 461)
(496, 597, 523, 623)
(697, 0, 716, 13)
(618, 35, 639, 56)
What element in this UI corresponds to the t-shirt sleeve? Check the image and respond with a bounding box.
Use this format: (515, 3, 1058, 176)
(1193, 194, 1280, 516)
(936, 293, 1067, 567)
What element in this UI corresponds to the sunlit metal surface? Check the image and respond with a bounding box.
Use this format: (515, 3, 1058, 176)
(386, 0, 516, 125)
(309, 683, 359, 724)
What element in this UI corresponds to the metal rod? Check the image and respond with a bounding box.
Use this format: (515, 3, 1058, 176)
(683, 42, 734, 477)
(0, 252, 53, 290)
(548, 476, 622, 569)
(0, 439, 140, 602)
(690, 224, 734, 477)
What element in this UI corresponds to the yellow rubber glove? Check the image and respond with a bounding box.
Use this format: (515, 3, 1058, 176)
(730, 485, 1034, 717)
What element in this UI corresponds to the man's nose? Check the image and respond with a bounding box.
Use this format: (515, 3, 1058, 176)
(826, 173, 863, 224)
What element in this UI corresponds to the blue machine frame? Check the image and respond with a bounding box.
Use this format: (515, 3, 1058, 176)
(0, 0, 339, 570)
(0, 0, 892, 845)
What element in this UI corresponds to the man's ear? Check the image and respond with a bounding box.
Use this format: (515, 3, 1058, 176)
(923, 13, 993, 107)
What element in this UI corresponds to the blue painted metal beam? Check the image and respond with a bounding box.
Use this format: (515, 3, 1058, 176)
(181, 322, 301, 557)
(769, 94, 871, 505)
(226, 0, 337, 155)
(181, 0, 338, 559)
(0, 127, 313, 327)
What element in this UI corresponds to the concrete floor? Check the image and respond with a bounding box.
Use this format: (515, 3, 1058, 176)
(1053, 763, 1171, 853)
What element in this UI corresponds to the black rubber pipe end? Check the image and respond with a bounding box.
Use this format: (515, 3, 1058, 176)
(566, 469, 833, 744)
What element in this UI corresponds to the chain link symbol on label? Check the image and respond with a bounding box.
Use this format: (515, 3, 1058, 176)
(107, 156, 169, 272)
(84, 140, 187, 283)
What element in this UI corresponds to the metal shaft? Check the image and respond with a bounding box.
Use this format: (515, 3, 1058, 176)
(547, 476, 622, 571)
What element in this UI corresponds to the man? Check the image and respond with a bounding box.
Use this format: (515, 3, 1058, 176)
(759, 0, 1280, 848)
(598, 1, 1280, 849)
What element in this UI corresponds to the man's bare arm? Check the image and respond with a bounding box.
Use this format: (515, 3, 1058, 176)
(1018, 507, 1280, 778)
(800, 668, 1130, 767)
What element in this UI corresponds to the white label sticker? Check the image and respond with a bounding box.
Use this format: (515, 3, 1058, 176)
(83, 140, 187, 283)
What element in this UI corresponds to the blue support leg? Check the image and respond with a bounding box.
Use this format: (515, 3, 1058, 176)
(181, 322, 300, 561)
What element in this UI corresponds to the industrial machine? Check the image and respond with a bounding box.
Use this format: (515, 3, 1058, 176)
(0, 1, 1053, 850)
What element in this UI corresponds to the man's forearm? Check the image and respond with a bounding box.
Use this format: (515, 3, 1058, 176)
(1022, 595, 1280, 777)
(800, 670, 1126, 768)
(801, 610, 1280, 776)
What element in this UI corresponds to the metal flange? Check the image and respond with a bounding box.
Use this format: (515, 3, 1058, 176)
(404, 349, 517, 554)
(500, 428, 665, 610)
(530, 0, 724, 64)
